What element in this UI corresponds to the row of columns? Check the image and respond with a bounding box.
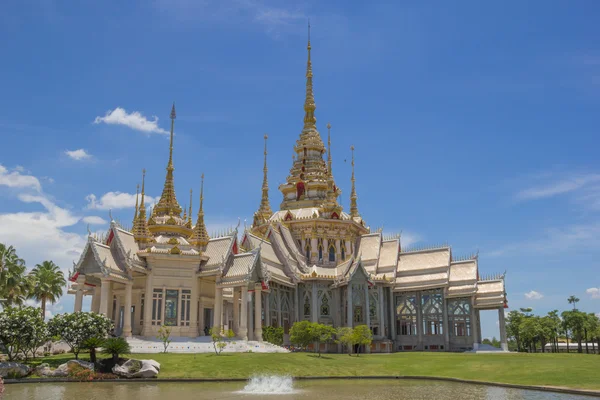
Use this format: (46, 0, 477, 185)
(302, 237, 353, 263)
(213, 284, 260, 341)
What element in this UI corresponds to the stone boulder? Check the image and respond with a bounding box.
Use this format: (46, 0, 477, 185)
(0, 362, 31, 378)
(112, 359, 160, 379)
(37, 360, 94, 377)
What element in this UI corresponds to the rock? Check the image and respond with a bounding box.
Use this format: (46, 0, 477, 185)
(0, 362, 31, 378)
(112, 359, 159, 379)
(39, 360, 94, 377)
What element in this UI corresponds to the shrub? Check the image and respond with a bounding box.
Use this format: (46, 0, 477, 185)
(0, 306, 48, 361)
(210, 327, 235, 355)
(48, 312, 112, 359)
(128, 360, 142, 374)
(289, 321, 314, 350)
(68, 364, 94, 381)
(352, 325, 373, 356)
(83, 337, 105, 364)
(262, 326, 284, 346)
(102, 337, 131, 363)
(157, 325, 172, 353)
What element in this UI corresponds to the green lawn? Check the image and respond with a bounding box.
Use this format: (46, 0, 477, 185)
(28, 352, 600, 391)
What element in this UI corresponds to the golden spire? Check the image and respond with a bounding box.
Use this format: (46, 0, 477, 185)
(327, 123, 332, 177)
(190, 173, 210, 248)
(350, 145, 359, 218)
(187, 189, 193, 227)
(257, 134, 272, 221)
(154, 103, 182, 217)
(132, 183, 139, 228)
(303, 20, 316, 130)
(133, 169, 152, 242)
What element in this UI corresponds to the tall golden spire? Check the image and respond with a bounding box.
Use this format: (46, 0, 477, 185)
(256, 134, 272, 221)
(132, 183, 139, 228)
(303, 20, 316, 130)
(190, 174, 210, 248)
(154, 103, 182, 217)
(187, 189, 193, 228)
(350, 145, 359, 218)
(327, 123, 332, 177)
(133, 169, 152, 242)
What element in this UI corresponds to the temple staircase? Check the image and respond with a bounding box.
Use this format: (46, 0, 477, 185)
(126, 336, 289, 354)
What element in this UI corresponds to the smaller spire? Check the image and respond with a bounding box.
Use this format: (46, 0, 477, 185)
(327, 122, 332, 176)
(190, 173, 210, 248)
(133, 169, 152, 242)
(132, 183, 140, 227)
(256, 134, 273, 223)
(188, 189, 193, 226)
(350, 145, 360, 218)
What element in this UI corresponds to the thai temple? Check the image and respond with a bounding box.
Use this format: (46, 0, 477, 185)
(68, 31, 509, 353)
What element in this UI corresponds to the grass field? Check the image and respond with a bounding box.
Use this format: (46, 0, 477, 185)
(27, 351, 600, 390)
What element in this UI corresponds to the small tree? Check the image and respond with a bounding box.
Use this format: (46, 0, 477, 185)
(83, 337, 105, 364)
(337, 327, 355, 356)
(262, 326, 284, 346)
(352, 325, 372, 356)
(48, 312, 112, 359)
(157, 325, 172, 353)
(0, 306, 47, 361)
(102, 337, 131, 363)
(289, 320, 314, 351)
(210, 327, 235, 355)
(310, 323, 336, 357)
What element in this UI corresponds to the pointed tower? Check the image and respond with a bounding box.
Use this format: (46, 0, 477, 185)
(254, 134, 273, 226)
(350, 145, 360, 218)
(132, 183, 140, 228)
(133, 169, 153, 243)
(278, 22, 335, 210)
(190, 174, 210, 248)
(187, 189, 193, 229)
(324, 123, 342, 216)
(153, 103, 182, 217)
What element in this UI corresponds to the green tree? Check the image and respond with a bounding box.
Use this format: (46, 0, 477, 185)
(210, 327, 235, 355)
(0, 244, 30, 306)
(262, 326, 284, 346)
(546, 310, 561, 353)
(48, 312, 112, 359)
(27, 260, 66, 319)
(584, 313, 599, 354)
(157, 325, 172, 353)
(102, 337, 131, 363)
(520, 316, 542, 352)
(567, 295, 580, 310)
(0, 306, 48, 361)
(83, 337, 105, 364)
(336, 327, 355, 356)
(562, 310, 586, 353)
(352, 325, 373, 356)
(289, 321, 314, 351)
(310, 323, 336, 357)
(506, 310, 525, 352)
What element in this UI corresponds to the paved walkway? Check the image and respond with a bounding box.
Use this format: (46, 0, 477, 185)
(126, 336, 289, 354)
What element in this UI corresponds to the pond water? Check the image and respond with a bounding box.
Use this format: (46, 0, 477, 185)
(3, 378, 593, 400)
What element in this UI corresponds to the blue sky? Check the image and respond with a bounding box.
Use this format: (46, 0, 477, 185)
(1, 1, 599, 338)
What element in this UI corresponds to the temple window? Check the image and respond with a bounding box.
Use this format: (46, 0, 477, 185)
(303, 290, 311, 319)
(164, 289, 179, 326)
(180, 290, 191, 327)
(305, 242, 311, 260)
(341, 246, 345, 261)
(151, 289, 163, 326)
(396, 294, 417, 336)
(319, 289, 331, 317)
(304, 147, 307, 157)
(448, 298, 471, 337)
(269, 287, 278, 327)
(369, 288, 378, 319)
(296, 182, 305, 200)
(318, 239, 323, 261)
(353, 305, 363, 323)
(140, 293, 145, 326)
(328, 243, 336, 262)
(421, 289, 443, 335)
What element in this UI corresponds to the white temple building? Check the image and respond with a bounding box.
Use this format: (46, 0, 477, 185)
(69, 33, 508, 353)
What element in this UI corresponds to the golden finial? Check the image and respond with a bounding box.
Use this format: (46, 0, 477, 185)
(188, 189, 193, 224)
(154, 104, 182, 218)
(133, 183, 140, 226)
(303, 20, 316, 130)
(350, 145, 359, 218)
(256, 134, 272, 222)
(327, 123, 332, 176)
(190, 173, 210, 248)
(133, 169, 152, 242)
(168, 102, 175, 169)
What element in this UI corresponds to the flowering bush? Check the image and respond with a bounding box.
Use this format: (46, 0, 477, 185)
(0, 306, 48, 361)
(48, 312, 112, 359)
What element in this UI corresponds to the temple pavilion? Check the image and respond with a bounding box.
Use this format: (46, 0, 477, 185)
(68, 32, 509, 353)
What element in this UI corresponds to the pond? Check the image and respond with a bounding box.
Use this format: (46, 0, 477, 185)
(3, 378, 593, 400)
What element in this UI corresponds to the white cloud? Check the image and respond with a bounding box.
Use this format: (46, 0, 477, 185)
(94, 107, 169, 135)
(65, 149, 92, 160)
(0, 164, 42, 191)
(86, 192, 157, 210)
(524, 290, 544, 300)
(515, 174, 600, 201)
(81, 216, 107, 225)
(586, 287, 600, 299)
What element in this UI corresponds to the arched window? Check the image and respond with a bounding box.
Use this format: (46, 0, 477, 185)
(318, 239, 323, 261)
(328, 244, 336, 262)
(305, 242, 311, 260)
(341, 246, 346, 261)
(304, 147, 307, 157)
(296, 182, 305, 200)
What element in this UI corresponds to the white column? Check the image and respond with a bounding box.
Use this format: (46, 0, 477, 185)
(323, 238, 329, 262)
(198, 301, 205, 335)
(142, 272, 153, 336)
(123, 282, 133, 337)
(248, 292, 254, 340)
(254, 283, 263, 341)
(498, 308, 508, 351)
(294, 286, 300, 322)
(442, 295, 450, 351)
(277, 288, 282, 327)
(364, 285, 371, 328)
(74, 287, 84, 312)
(114, 293, 121, 332)
(346, 284, 353, 328)
(92, 286, 101, 313)
(213, 286, 222, 333)
(99, 279, 111, 316)
(264, 291, 271, 327)
(378, 285, 385, 338)
(388, 288, 396, 340)
(240, 285, 248, 340)
(310, 237, 318, 263)
(233, 288, 240, 335)
(416, 292, 423, 350)
(471, 297, 479, 350)
(345, 240, 351, 258)
(335, 239, 341, 261)
(311, 282, 318, 322)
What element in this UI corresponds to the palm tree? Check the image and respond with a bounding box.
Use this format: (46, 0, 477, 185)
(0, 243, 29, 306)
(568, 295, 580, 310)
(28, 261, 66, 318)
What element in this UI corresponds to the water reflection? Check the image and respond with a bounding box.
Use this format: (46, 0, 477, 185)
(3, 379, 591, 400)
